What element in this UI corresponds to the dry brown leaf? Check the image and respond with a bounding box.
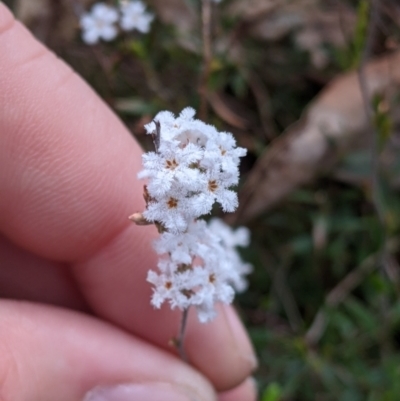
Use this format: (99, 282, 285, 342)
(228, 0, 286, 22)
(228, 0, 355, 46)
(232, 51, 400, 223)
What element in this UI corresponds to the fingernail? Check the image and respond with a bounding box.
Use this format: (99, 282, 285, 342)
(83, 382, 197, 401)
(223, 305, 258, 371)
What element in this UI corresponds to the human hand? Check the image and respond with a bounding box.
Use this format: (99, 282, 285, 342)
(0, 3, 257, 401)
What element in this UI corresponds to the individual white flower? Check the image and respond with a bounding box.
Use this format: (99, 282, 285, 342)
(205, 131, 247, 174)
(196, 301, 217, 324)
(120, 0, 154, 33)
(143, 191, 189, 233)
(154, 221, 208, 264)
(147, 269, 196, 310)
(138, 142, 205, 198)
(145, 108, 208, 147)
(192, 265, 234, 324)
(201, 168, 239, 213)
(208, 218, 252, 292)
(208, 218, 250, 248)
(80, 3, 119, 45)
(195, 265, 235, 304)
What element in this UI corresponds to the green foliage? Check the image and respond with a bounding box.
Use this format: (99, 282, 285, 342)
(372, 94, 392, 151)
(336, 0, 370, 70)
(261, 383, 283, 401)
(352, 0, 370, 66)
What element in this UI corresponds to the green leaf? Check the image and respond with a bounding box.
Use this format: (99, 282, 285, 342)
(126, 40, 147, 59)
(352, 0, 370, 68)
(261, 383, 282, 401)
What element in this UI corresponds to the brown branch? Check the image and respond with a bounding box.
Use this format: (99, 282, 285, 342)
(177, 307, 190, 362)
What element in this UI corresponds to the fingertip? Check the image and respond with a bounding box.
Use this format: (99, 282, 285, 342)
(185, 304, 258, 391)
(219, 377, 258, 401)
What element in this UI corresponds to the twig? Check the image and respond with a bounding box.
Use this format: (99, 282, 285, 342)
(199, 0, 212, 120)
(177, 308, 190, 362)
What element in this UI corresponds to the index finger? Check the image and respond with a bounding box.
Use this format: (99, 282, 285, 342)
(0, 3, 257, 391)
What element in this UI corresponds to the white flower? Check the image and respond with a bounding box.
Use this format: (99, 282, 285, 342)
(208, 217, 250, 248)
(196, 301, 217, 324)
(80, 3, 119, 45)
(147, 268, 196, 310)
(139, 108, 251, 322)
(143, 191, 189, 233)
(208, 218, 252, 292)
(204, 131, 247, 174)
(120, 0, 154, 33)
(139, 142, 205, 198)
(147, 219, 252, 321)
(139, 108, 246, 233)
(201, 168, 239, 213)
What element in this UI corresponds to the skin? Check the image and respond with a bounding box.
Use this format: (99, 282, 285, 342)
(0, 3, 258, 401)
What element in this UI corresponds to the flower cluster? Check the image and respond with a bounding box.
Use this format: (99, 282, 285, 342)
(136, 108, 251, 323)
(139, 108, 246, 233)
(148, 218, 252, 323)
(80, 1, 153, 45)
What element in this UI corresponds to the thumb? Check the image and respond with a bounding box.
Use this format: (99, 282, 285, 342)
(0, 300, 215, 401)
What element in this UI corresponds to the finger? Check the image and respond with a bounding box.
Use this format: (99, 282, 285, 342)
(0, 3, 256, 391)
(0, 3, 141, 261)
(0, 300, 216, 401)
(0, 234, 88, 311)
(219, 377, 258, 401)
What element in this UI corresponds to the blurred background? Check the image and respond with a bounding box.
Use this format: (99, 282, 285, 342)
(5, 0, 400, 399)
